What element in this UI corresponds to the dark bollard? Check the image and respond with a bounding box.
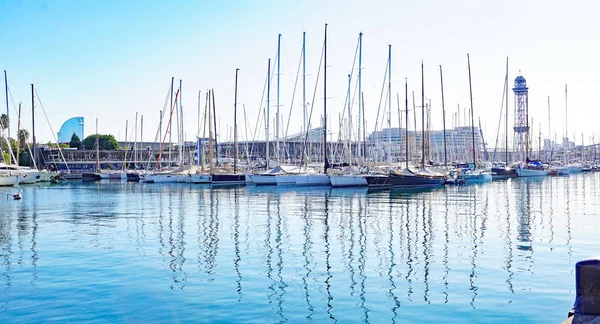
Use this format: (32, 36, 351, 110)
(564, 259, 600, 323)
(574, 258, 600, 316)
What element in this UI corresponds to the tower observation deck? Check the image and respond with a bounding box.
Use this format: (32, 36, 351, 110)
(513, 75, 529, 162)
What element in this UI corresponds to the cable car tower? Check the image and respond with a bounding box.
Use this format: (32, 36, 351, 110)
(513, 74, 529, 162)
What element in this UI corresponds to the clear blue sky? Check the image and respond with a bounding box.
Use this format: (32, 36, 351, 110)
(2, 0, 599, 148)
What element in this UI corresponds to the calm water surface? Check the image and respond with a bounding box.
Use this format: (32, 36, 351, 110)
(1, 174, 599, 323)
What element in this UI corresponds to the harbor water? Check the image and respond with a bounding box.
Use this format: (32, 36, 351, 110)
(1, 174, 599, 323)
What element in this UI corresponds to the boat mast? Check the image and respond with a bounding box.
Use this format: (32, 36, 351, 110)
(4, 71, 10, 151)
(197, 90, 201, 167)
(440, 65, 448, 168)
(266, 59, 271, 169)
(122, 120, 128, 170)
(505, 57, 509, 164)
(208, 90, 214, 171)
(302, 31, 307, 145)
(202, 91, 208, 171)
(212, 89, 218, 167)
(140, 114, 143, 167)
(17, 102, 21, 165)
(548, 96, 552, 162)
(357, 32, 363, 163)
(404, 79, 409, 169)
(347, 74, 352, 164)
(276, 33, 281, 166)
(179, 80, 184, 165)
(565, 84, 568, 164)
(467, 54, 476, 166)
(95, 117, 99, 172)
(234, 68, 239, 174)
(387, 44, 392, 170)
(134, 112, 138, 168)
(323, 23, 330, 173)
(31, 84, 37, 168)
(421, 61, 425, 168)
(169, 77, 173, 166)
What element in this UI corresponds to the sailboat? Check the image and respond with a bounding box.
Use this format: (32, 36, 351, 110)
(492, 58, 517, 179)
(295, 24, 331, 186)
(389, 62, 446, 188)
(209, 82, 245, 185)
(329, 33, 370, 188)
(456, 54, 492, 183)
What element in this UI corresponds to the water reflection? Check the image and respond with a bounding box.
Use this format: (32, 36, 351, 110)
(0, 178, 593, 323)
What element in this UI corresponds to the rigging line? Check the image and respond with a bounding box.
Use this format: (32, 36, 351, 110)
(250, 60, 270, 160)
(300, 38, 325, 167)
(492, 75, 508, 162)
(7, 86, 36, 162)
(284, 46, 303, 140)
(333, 37, 360, 162)
(372, 57, 389, 135)
(34, 88, 70, 173)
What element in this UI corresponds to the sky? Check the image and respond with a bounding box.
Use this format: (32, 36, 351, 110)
(1, 0, 599, 148)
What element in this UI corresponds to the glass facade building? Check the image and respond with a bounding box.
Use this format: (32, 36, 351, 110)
(57, 117, 84, 143)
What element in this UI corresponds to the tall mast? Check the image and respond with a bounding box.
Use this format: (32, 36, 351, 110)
(357, 32, 363, 161)
(134, 112, 138, 168)
(440, 65, 448, 168)
(95, 117, 99, 172)
(169, 77, 173, 166)
(421, 61, 425, 168)
(323, 23, 329, 173)
(467, 54, 476, 166)
(405, 78, 409, 169)
(387, 44, 392, 170)
(302, 31, 307, 139)
(347, 74, 352, 164)
(179, 79, 183, 165)
(140, 114, 143, 167)
(208, 90, 214, 171)
(31, 84, 36, 168)
(197, 90, 201, 167)
(565, 84, 569, 163)
(234, 68, 239, 174)
(548, 96, 552, 162)
(276, 33, 281, 166)
(4, 71, 9, 144)
(266, 58, 271, 169)
(122, 120, 128, 170)
(505, 57, 509, 164)
(212, 89, 218, 167)
(202, 91, 208, 171)
(17, 102, 21, 165)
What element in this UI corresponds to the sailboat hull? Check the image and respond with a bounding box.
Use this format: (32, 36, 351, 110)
(190, 174, 212, 184)
(329, 175, 368, 187)
(491, 167, 517, 179)
(389, 174, 445, 188)
(517, 168, 549, 177)
(275, 174, 297, 185)
(248, 174, 277, 185)
(295, 174, 331, 186)
(0, 175, 19, 186)
(212, 174, 246, 185)
(460, 171, 493, 183)
(364, 175, 391, 188)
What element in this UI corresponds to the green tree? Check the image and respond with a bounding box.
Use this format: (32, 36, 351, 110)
(47, 142, 69, 149)
(69, 132, 82, 149)
(0, 114, 8, 130)
(18, 129, 30, 149)
(82, 134, 120, 150)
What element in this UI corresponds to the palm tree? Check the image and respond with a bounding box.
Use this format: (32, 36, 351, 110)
(18, 129, 30, 149)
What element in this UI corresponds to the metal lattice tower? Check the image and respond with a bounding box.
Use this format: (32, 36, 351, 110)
(513, 74, 529, 161)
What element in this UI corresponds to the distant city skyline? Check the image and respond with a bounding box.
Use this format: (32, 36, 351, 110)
(2, 0, 599, 149)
